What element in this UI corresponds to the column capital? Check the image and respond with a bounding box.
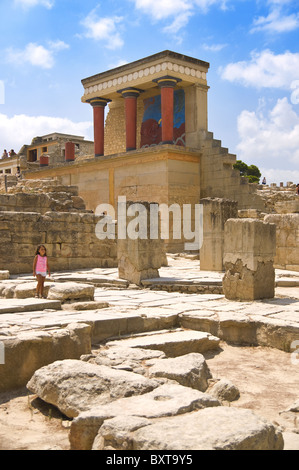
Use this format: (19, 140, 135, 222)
(117, 87, 144, 98)
(86, 97, 111, 107)
(152, 75, 182, 88)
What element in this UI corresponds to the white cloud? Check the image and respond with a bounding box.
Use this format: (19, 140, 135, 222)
(6, 40, 69, 69)
(236, 98, 299, 172)
(14, 0, 54, 9)
(202, 42, 227, 52)
(47, 40, 70, 52)
(6, 43, 54, 69)
(251, 7, 299, 33)
(133, 0, 191, 20)
(80, 10, 124, 49)
(132, 0, 229, 31)
(259, 167, 299, 185)
(0, 113, 93, 153)
(220, 50, 299, 89)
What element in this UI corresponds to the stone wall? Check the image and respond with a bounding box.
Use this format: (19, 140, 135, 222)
(264, 213, 299, 271)
(0, 178, 87, 214)
(104, 99, 144, 156)
(0, 211, 117, 274)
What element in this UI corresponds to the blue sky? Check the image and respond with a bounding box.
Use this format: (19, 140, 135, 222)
(0, 0, 299, 184)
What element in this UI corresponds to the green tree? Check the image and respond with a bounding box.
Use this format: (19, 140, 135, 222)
(233, 160, 261, 183)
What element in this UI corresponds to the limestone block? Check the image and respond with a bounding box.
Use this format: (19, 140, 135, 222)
(47, 282, 94, 302)
(117, 201, 164, 285)
(14, 281, 52, 298)
(106, 330, 220, 357)
(120, 407, 283, 450)
(94, 346, 165, 370)
(0, 270, 9, 280)
(0, 323, 91, 392)
(209, 378, 240, 402)
(27, 359, 160, 419)
(265, 214, 299, 270)
(200, 198, 238, 271)
(223, 218, 276, 300)
(147, 352, 212, 391)
(71, 384, 220, 450)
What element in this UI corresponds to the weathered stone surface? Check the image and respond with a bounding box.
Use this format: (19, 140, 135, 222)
(14, 281, 52, 299)
(47, 282, 94, 302)
(0, 323, 91, 392)
(27, 359, 160, 418)
(264, 214, 299, 271)
(209, 378, 240, 402)
(106, 330, 220, 357)
(223, 218, 276, 300)
(114, 407, 284, 450)
(92, 416, 151, 450)
(69, 383, 220, 450)
(94, 346, 166, 371)
(200, 198, 238, 271)
(62, 300, 109, 311)
(0, 270, 9, 280)
(117, 201, 165, 285)
(147, 352, 212, 391)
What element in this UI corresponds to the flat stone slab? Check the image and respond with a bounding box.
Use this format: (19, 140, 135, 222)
(97, 406, 283, 450)
(106, 330, 220, 357)
(69, 383, 221, 450)
(0, 298, 61, 314)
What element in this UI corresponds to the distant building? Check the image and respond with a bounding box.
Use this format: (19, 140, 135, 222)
(0, 133, 94, 175)
(20, 132, 94, 166)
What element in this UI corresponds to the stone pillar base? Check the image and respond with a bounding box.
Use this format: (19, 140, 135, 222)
(117, 201, 164, 285)
(223, 259, 275, 301)
(223, 218, 276, 301)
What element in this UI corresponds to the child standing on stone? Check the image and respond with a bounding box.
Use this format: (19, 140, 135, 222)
(33, 245, 51, 298)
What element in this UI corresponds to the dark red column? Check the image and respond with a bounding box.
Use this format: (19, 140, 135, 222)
(40, 155, 49, 167)
(87, 98, 110, 157)
(118, 88, 143, 151)
(153, 76, 181, 144)
(65, 142, 75, 162)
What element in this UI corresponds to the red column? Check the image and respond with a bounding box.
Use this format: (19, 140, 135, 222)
(153, 76, 181, 144)
(118, 88, 143, 151)
(87, 98, 110, 157)
(65, 142, 75, 162)
(161, 86, 174, 144)
(40, 155, 49, 167)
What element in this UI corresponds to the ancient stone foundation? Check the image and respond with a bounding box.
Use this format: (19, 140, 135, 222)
(200, 198, 238, 271)
(117, 201, 165, 285)
(222, 218, 276, 300)
(0, 211, 117, 274)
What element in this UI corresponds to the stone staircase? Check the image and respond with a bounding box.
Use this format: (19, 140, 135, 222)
(197, 130, 267, 211)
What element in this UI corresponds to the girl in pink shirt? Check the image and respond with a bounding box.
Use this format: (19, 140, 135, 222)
(33, 245, 51, 298)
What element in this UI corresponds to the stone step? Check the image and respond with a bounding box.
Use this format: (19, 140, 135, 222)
(106, 329, 220, 357)
(0, 298, 61, 314)
(141, 278, 223, 294)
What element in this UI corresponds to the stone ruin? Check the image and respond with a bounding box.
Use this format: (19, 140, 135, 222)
(0, 175, 298, 450)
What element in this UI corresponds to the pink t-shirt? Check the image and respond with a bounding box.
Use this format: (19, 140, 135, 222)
(36, 254, 47, 273)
